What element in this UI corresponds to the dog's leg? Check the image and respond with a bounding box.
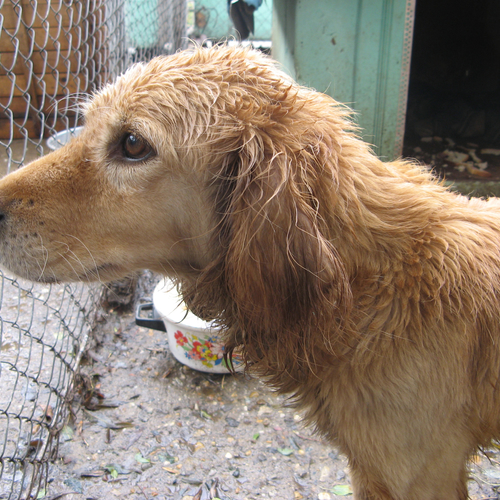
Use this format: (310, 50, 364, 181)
(333, 401, 474, 500)
(348, 451, 470, 500)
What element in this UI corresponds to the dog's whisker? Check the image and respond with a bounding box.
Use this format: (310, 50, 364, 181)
(51, 239, 100, 284)
(59, 234, 102, 283)
(35, 234, 50, 281)
(55, 251, 88, 281)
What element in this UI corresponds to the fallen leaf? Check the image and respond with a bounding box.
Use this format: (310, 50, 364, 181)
(60, 425, 74, 442)
(158, 452, 176, 464)
(109, 468, 118, 479)
(443, 150, 469, 163)
(162, 466, 180, 474)
(481, 148, 500, 156)
(134, 453, 150, 464)
(104, 463, 131, 476)
(465, 163, 492, 178)
(331, 484, 353, 496)
(44, 405, 54, 422)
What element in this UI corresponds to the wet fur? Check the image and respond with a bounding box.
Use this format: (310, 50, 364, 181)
(1, 46, 500, 499)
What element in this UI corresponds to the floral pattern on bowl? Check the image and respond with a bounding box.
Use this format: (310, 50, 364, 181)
(174, 330, 242, 370)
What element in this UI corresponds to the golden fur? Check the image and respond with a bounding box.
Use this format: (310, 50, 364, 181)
(1, 46, 500, 499)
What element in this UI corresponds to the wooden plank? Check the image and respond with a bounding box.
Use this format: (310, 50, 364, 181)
(0, 0, 106, 140)
(0, 118, 38, 140)
(0, 73, 26, 98)
(0, 96, 28, 115)
(0, 74, 82, 97)
(3, 0, 105, 30)
(17, 0, 42, 135)
(3, 3, 73, 30)
(0, 51, 81, 76)
(0, 29, 108, 64)
(0, 95, 83, 116)
(0, 25, 93, 53)
(0, 115, 83, 140)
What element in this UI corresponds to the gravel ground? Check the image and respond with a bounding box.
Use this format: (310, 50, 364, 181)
(40, 284, 500, 500)
(44, 302, 350, 500)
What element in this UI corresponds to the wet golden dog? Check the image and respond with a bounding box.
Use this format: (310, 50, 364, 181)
(1, 46, 500, 499)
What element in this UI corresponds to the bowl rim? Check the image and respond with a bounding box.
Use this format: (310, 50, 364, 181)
(46, 126, 84, 150)
(153, 279, 214, 333)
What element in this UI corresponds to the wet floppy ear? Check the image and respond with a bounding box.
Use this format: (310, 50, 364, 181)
(222, 129, 352, 371)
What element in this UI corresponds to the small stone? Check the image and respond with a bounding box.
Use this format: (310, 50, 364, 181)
(258, 405, 273, 416)
(225, 416, 240, 427)
(485, 469, 500, 480)
(63, 478, 83, 494)
(319, 466, 330, 481)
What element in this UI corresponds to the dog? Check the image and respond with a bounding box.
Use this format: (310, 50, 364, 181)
(1, 45, 500, 499)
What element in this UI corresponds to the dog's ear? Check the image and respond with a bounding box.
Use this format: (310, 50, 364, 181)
(218, 128, 352, 377)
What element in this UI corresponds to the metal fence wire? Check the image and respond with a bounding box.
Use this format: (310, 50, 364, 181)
(0, 275, 99, 500)
(0, 0, 188, 498)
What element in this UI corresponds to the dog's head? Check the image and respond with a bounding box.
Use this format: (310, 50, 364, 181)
(0, 46, 354, 369)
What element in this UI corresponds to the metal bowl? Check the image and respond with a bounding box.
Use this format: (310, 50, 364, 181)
(46, 126, 84, 150)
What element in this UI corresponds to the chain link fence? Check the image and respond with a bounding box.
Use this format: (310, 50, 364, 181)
(0, 0, 187, 498)
(189, 0, 272, 48)
(0, 275, 99, 500)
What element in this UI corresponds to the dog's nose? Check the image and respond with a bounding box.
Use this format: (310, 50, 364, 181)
(0, 194, 16, 230)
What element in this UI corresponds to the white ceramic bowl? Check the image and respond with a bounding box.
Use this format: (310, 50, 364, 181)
(153, 279, 243, 374)
(46, 126, 84, 150)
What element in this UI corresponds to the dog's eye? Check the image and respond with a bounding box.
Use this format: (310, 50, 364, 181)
(122, 133, 153, 161)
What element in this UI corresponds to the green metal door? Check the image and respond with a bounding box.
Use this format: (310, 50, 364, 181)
(272, 0, 415, 160)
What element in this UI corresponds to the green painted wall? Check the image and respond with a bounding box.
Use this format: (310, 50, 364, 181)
(272, 0, 415, 160)
(126, 0, 161, 47)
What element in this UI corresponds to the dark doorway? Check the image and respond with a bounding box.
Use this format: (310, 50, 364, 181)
(404, 0, 500, 181)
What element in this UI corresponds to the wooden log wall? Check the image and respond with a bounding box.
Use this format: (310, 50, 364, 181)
(0, 0, 108, 140)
